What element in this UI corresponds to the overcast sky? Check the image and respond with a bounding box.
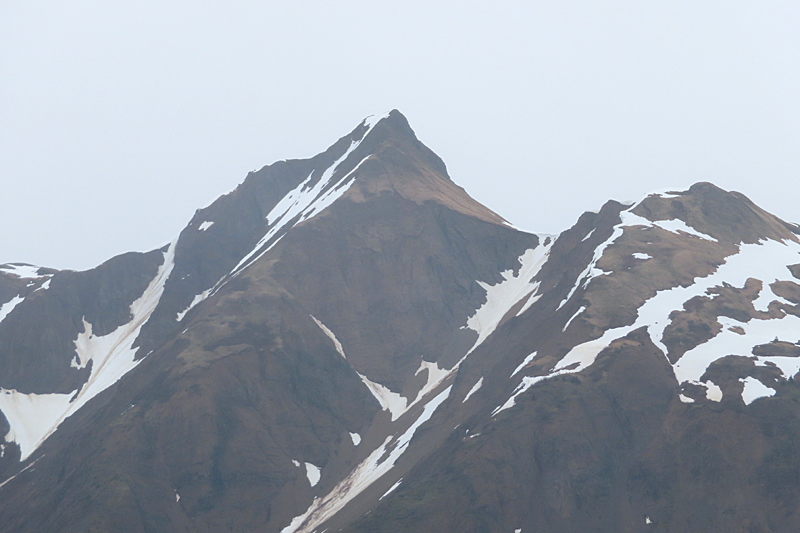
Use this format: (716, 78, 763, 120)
(3, 1, 800, 271)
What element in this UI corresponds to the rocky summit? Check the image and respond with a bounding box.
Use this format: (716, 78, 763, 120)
(2, 111, 800, 533)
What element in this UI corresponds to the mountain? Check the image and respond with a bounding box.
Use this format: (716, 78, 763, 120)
(2, 111, 800, 532)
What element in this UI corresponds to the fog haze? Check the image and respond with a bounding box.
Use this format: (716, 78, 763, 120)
(3, 1, 800, 270)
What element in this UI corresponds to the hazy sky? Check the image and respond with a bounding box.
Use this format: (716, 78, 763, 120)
(3, 1, 800, 271)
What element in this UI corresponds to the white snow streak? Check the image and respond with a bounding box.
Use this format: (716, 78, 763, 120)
(311, 316, 346, 358)
(465, 241, 553, 353)
(0, 240, 177, 461)
(492, 374, 548, 416)
(176, 290, 212, 322)
(511, 352, 537, 378)
(0, 296, 24, 326)
(0, 455, 43, 490)
(379, 478, 402, 500)
(562, 306, 586, 332)
(301, 156, 370, 221)
(233, 116, 385, 278)
(280, 386, 452, 533)
(462, 377, 483, 403)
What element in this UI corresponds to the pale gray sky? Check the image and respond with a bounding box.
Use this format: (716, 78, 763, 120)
(3, 1, 800, 271)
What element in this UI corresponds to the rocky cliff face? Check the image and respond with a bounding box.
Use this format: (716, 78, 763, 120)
(2, 111, 800, 533)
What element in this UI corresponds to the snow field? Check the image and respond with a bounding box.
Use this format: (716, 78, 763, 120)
(499, 233, 800, 413)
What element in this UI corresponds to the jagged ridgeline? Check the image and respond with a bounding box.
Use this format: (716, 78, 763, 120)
(2, 111, 800, 533)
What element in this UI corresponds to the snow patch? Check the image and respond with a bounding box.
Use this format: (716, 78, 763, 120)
(198, 221, 214, 231)
(755, 356, 800, 380)
(412, 360, 450, 408)
(562, 306, 586, 332)
(705, 381, 723, 402)
(305, 463, 321, 487)
(740, 377, 776, 405)
(363, 111, 392, 129)
(655, 218, 716, 241)
(0, 296, 24, 326)
(301, 156, 370, 221)
(462, 378, 483, 403)
(633, 253, 652, 260)
(465, 241, 553, 353)
(679, 394, 695, 403)
(511, 351, 537, 377)
(176, 289, 212, 321)
(492, 374, 549, 416)
(358, 375, 407, 422)
(349, 432, 361, 446)
(0, 264, 47, 279)
(0, 240, 177, 461)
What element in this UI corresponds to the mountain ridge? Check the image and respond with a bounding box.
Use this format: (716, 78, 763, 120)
(2, 111, 800, 532)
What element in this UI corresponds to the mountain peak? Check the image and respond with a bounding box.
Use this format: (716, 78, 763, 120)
(347, 109, 450, 179)
(629, 181, 799, 245)
(334, 110, 505, 226)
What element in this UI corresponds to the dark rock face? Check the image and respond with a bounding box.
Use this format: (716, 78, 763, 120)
(2, 111, 800, 533)
(0, 250, 163, 393)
